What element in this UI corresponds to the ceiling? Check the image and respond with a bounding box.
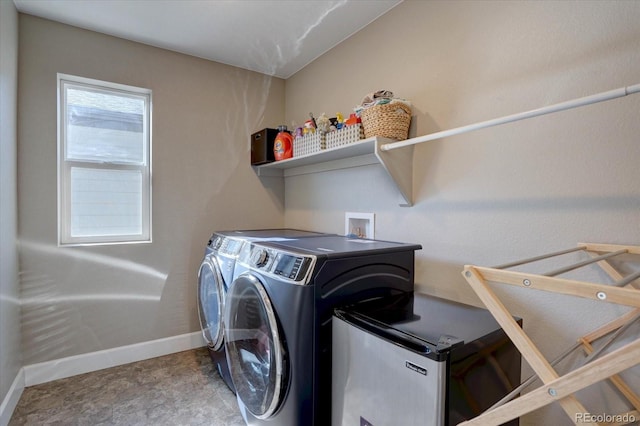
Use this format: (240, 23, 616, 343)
(13, 0, 402, 79)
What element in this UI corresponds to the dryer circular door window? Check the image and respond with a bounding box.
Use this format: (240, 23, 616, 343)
(197, 255, 225, 351)
(224, 274, 286, 419)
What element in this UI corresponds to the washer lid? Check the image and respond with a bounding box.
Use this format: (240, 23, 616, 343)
(254, 235, 422, 258)
(224, 274, 285, 419)
(219, 228, 329, 239)
(197, 256, 226, 350)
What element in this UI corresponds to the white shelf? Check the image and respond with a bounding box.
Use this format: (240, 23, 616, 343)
(252, 83, 640, 209)
(254, 136, 414, 206)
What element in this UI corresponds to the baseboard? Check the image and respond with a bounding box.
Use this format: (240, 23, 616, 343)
(0, 367, 24, 426)
(23, 331, 205, 387)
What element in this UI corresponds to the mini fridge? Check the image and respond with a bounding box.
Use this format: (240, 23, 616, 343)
(332, 293, 521, 426)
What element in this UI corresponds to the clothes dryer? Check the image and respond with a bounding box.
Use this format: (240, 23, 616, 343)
(197, 229, 329, 393)
(223, 236, 421, 425)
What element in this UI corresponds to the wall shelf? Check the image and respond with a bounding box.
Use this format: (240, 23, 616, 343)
(253, 83, 640, 209)
(254, 136, 414, 207)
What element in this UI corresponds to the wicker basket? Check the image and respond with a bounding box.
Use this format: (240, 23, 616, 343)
(360, 102, 411, 141)
(293, 132, 326, 157)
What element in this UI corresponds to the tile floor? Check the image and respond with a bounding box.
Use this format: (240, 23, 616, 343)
(9, 347, 245, 425)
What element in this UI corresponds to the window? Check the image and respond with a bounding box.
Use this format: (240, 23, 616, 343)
(58, 74, 151, 245)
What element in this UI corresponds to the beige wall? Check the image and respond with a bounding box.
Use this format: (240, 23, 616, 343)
(12, 2, 640, 424)
(285, 1, 640, 425)
(17, 15, 285, 364)
(1, 0, 20, 407)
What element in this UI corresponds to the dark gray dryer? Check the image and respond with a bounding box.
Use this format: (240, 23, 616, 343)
(223, 235, 421, 426)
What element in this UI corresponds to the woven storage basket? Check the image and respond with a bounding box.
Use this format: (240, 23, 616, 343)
(360, 102, 411, 141)
(325, 124, 364, 149)
(293, 132, 326, 157)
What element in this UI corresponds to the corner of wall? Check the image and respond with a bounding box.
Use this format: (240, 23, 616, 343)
(0, 0, 22, 419)
(0, 369, 24, 426)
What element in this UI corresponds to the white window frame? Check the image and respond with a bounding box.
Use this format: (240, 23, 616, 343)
(57, 73, 152, 246)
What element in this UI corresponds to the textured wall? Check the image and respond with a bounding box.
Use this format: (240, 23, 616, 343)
(0, 0, 20, 408)
(17, 15, 285, 364)
(284, 1, 640, 424)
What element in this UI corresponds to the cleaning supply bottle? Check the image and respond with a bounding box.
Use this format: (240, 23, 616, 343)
(273, 125, 293, 161)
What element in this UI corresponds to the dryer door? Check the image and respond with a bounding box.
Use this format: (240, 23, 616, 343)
(224, 273, 286, 420)
(197, 255, 226, 351)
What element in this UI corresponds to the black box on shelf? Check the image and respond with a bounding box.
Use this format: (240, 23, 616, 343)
(251, 128, 278, 165)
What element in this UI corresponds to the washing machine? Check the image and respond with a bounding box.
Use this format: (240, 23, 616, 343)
(197, 229, 330, 393)
(223, 235, 422, 425)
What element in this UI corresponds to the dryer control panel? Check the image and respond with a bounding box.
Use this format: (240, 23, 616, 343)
(209, 234, 244, 258)
(238, 243, 316, 285)
(273, 252, 311, 281)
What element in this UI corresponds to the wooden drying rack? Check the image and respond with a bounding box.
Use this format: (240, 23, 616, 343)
(459, 243, 640, 426)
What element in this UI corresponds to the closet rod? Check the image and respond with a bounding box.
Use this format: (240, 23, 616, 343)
(380, 83, 640, 152)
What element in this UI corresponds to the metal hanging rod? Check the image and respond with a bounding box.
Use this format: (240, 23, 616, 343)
(380, 83, 640, 152)
(543, 249, 628, 277)
(616, 269, 640, 288)
(491, 246, 586, 270)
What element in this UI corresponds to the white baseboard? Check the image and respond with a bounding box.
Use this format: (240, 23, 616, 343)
(0, 368, 24, 426)
(1, 332, 205, 423)
(24, 331, 205, 387)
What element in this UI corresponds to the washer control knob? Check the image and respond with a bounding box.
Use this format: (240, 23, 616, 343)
(252, 249, 269, 268)
(210, 236, 223, 250)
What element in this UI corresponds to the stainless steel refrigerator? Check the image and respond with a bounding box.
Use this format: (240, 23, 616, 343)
(332, 293, 521, 426)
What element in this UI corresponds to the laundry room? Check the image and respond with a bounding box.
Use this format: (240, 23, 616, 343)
(2, 1, 640, 425)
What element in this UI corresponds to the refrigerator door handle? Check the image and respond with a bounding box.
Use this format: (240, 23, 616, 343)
(335, 309, 435, 356)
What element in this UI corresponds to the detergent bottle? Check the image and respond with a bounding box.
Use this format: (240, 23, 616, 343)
(273, 125, 293, 161)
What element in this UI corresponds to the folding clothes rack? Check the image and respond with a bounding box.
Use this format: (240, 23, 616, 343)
(459, 243, 640, 426)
